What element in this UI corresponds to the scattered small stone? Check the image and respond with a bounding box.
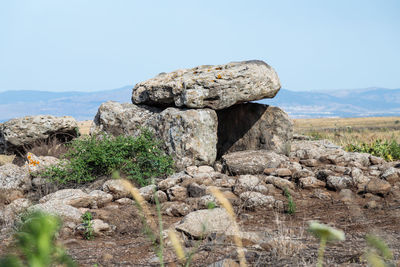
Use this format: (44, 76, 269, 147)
(102, 179, 131, 199)
(276, 168, 292, 177)
(161, 202, 191, 217)
(299, 176, 326, 189)
(139, 184, 156, 201)
(264, 176, 295, 190)
(152, 190, 168, 203)
(366, 178, 391, 195)
(326, 176, 353, 191)
(167, 185, 187, 201)
(339, 189, 354, 203)
(115, 198, 134, 205)
(187, 183, 206, 198)
(198, 165, 214, 173)
(239, 191, 275, 208)
(92, 219, 111, 234)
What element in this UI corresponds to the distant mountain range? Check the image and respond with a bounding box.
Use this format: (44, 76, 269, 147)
(0, 86, 399, 122)
(260, 87, 400, 118)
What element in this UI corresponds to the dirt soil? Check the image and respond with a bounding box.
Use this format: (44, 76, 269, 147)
(3, 189, 396, 267)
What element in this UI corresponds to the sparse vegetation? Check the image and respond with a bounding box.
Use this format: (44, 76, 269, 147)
(365, 234, 394, 267)
(0, 211, 76, 267)
(346, 139, 400, 161)
(81, 211, 94, 240)
(284, 187, 296, 215)
(308, 221, 345, 267)
(40, 129, 174, 186)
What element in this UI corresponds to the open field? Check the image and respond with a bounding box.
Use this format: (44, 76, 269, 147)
(294, 116, 400, 147)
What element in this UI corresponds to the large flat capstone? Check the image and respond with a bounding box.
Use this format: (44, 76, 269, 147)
(132, 60, 280, 110)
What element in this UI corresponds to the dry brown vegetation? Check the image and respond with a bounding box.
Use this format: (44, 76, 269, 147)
(77, 120, 92, 136)
(294, 116, 400, 147)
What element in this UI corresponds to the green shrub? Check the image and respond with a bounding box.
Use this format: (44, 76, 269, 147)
(345, 139, 400, 161)
(81, 212, 94, 240)
(284, 187, 296, 215)
(0, 211, 76, 267)
(41, 129, 174, 186)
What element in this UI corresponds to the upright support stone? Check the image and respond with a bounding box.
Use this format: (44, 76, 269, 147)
(217, 103, 293, 157)
(91, 101, 217, 170)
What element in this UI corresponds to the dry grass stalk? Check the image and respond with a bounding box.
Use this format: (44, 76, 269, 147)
(167, 230, 185, 262)
(209, 186, 247, 267)
(119, 179, 158, 233)
(0, 154, 15, 166)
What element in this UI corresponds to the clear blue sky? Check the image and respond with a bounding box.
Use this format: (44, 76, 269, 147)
(1, 0, 399, 92)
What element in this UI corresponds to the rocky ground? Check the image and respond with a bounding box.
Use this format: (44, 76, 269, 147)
(1, 137, 400, 266)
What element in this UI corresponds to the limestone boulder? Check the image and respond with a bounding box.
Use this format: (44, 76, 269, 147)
(24, 152, 61, 174)
(326, 176, 353, 191)
(29, 202, 83, 223)
(175, 208, 235, 238)
(0, 164, 31, 198)
(366, 179, 391, 195)
(0, 198, 31, 226)
(39, 189, 93, 208)
(91, 101, 218, 169)
(0, 115, 78, 154)
(102, 179, 131, 199)
(217, 103, 292, 156)
(161, 202, 191, 217)
(239, 191, 275, 208)
(153, 107, 218, 169)
(132, 60, 280, 110)
(222, 150, 287, 175)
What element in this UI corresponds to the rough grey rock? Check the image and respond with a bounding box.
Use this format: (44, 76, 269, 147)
(234, 175, 263, 194)
(299, 176, 326, 189)
(154, 107, 218, 169)
(92, 219, 111, 234)
(381, 167, 400, 184)
(0, 198, 31, 226)
(239, 191, 275, 208)
(197, 165, 215, 173)
(339, 189, 354, 202)
(161, 202, 191, 217)
(88, 190, 113, 207)
(24, 153, 61, 174)
(132, 60, 280, 110)
(263, 176, 295, 190)
(91, 101, 218, 169)
(366, 179, 391, 195)
(0, 115, 78, 154)
(158, 177, 182, 191)
(166, 185, 187, 201)
(175, 208, 235, 238)
(29, 202, 83, 223)
(222, 150, 287, 175)
(152, 190, 168, 203)
(102, 179, 131, 200)
(0, 163, 31, 193)
(216, 103, 292, 157)
(208, 259, 240, 267)
(39, 189, 93, 208)
(326, 176, 353, 191)
(187, 183, 207, 198)
(139, 185, 156, 202)
(291, 140, 341, 160)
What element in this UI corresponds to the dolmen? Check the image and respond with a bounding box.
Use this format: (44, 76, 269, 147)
(91, 60, 293, 170)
